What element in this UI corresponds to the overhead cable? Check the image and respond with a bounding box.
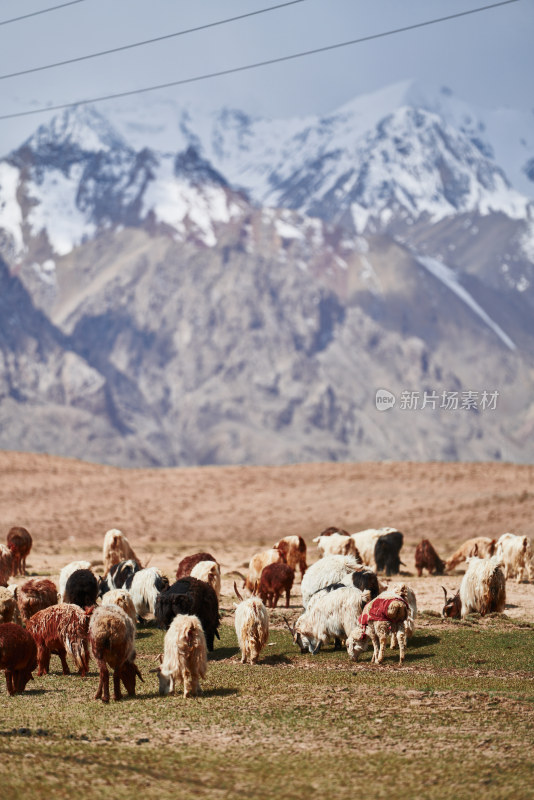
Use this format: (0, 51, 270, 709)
(0, 0, 521, 121)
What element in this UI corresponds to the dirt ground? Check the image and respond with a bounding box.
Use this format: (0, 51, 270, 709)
(1, 451, 533, 618)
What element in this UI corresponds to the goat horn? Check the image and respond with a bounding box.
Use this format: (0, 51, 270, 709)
(233, 581, 244, 602)
(441, 586, 449, 601)
(282, 615, 295, 635)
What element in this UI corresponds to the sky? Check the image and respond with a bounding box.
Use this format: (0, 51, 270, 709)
(0, 0, 532, 156)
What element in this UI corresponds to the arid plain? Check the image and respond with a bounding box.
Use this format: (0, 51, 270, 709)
(2, 451, 533, 616)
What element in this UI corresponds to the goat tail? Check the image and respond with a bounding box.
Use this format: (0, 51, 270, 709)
(386, 600, 409, 623)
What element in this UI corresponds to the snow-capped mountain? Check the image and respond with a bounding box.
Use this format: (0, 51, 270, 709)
(0, 82, 533, 467)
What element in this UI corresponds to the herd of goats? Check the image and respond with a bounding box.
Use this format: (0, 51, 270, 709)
(0, 524, 532, 701)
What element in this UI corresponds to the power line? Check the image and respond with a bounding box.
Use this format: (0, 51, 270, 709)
(0, 0, 86, 27)
(0, 0, 307, 81)
(0, 0, 521, 122)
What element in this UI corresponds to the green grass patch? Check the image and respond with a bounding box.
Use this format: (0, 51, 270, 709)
(1, 618, 533, 799)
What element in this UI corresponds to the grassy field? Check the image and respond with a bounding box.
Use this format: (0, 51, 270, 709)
(1, 613, 534, 800)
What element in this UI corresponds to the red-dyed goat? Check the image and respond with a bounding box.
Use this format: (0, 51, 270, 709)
(16, 578, 58, 624)
(0, 623, 37, 695)
(257, 563, 295, 608)
(26, 604, 91, 677)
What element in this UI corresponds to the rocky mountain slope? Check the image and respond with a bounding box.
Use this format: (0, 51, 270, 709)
(0, 83, 533, 466)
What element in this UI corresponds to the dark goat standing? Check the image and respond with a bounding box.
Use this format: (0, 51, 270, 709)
(0, 623, 37, 694)
(155, 576, 220, 651)
(7, 526, 32, 576)
(257, 563, 294, 608)
(415, 539, 446, 576)
(374, 531, 404, 576)
(64, 569, 98, 609)
(175, 552, 216, 580)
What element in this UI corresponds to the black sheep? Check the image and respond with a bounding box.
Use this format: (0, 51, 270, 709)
(374, 531, 404, 576)
(64, 568, 98, 609)
(154, 576, 220, 651)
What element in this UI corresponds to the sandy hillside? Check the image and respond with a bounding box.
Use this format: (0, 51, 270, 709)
(1, 451, 533, 617)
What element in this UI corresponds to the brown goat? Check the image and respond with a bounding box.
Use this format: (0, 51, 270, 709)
(415, 539, 446, 576)
(175, 552, 217, 580)
(7, 527, 32, 576)
(16, 578, 58, 624)
(26, 604, 91, 677)
(446, 537, 496, 571)
(272, 536, 308, 579)
(257, 563, 295, 608)
(0, 623, 37, 695)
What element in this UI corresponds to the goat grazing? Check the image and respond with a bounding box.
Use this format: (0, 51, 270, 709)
(346, 586, 411, 665)
(233, 583, 269, 665)
(156, 613, 207, 698)
(98, 558, 141, 597)
(445, 537, 496, 571)
(374, 530, 404, 576)
(442, 556, 506, 618)
(190, 560, 221, 599)
(89, 605, 142, 703)
(495, 533, 533, 583)
(101, 589, 137, 626)
(414, 539, 446, 576)
(272, 536, 307, 579)
(26, 603, 91, 676)
(102, 529, 142, 576)
(289, 586, 371, 654)
(257, 563, 294, 608)
(0, 544, 13, 587)
(349, 528, 386, 569)
(301, 554, 362, 608)
(0, 623, 37, 695)
(59, 560, 92, 602)
(64, 568, 98, 610)
(16, 578, 59, 624)
(175, 552, 217, 581)
(155, 577, 220, 651)
(129, 567, 170, 620)
(460, 556, 506, 618)
(7, 526, 32, 576)
(244, 548, 285, 593)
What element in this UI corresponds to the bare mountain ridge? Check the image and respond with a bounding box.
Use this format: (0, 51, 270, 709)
(0, 84, 533, 466)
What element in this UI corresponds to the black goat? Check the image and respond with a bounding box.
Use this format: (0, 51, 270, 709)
(154, 576, 220, 651)
(64, 569, 98, 610)
(374, 531, 404, 576)
(98, 559, 141, 597)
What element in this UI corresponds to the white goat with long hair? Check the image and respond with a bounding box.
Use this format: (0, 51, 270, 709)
(495, 533, 532, 583)
(233, 582, 269, 665)
(459, 556, 506, 618)
(156, 614, 207, 698)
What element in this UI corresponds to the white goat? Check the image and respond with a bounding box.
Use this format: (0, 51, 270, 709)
(233, 583, 269, 664)
(313, 532, 358, 558)
(157, 613, 207, 698)
(291, 586, 371, 654)
(129, 567, 169, 620)
(495, 533, 533, 583)
(191, 560, 221, 599)
(101, 588, 137, 627)
(59, 560, 92, 603)
(301, 554, 361, 608)
(459, 556, 506, 618)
